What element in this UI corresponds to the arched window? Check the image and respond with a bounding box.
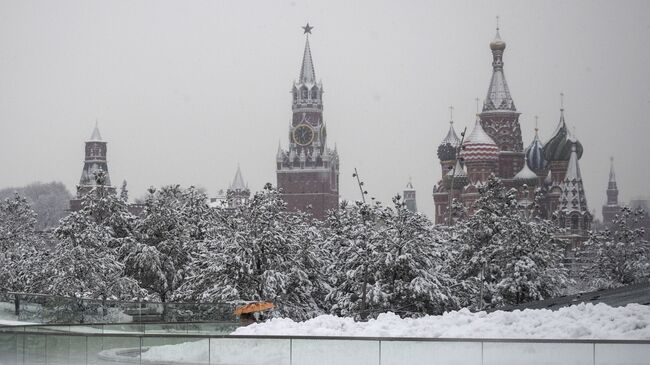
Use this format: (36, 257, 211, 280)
(311, 87, 319, 99)
(293, 89, 298, 101)
(301, 86, 308, 99)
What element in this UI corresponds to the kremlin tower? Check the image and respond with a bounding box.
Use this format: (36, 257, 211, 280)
(69, 123, 116, 211)
(276, 24, 339, 219)
(601, 157, 621, 227)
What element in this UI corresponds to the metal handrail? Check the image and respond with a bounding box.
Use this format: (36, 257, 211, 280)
(1, 324, 649, 344)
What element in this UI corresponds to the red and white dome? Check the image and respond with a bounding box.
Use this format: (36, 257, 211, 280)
(459, 118, 499, 163)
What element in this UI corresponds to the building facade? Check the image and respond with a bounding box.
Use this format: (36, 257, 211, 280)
(276, 26, 339, 219)
(432, 27, 592, 240)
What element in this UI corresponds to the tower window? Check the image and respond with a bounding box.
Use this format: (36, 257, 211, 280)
(311, 87, 319, 99)
(301, 87, 308, 99)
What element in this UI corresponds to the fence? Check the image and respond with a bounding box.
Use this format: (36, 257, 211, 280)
(0, 323, 649, 365)
(0, 292, 236, 324)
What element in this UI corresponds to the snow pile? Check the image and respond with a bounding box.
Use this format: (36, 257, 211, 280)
(233, 303, 650, 340)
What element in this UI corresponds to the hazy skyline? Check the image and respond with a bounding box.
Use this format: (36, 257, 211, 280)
(1, 0, 649, 219)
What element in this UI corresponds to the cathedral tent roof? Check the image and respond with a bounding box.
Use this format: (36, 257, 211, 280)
(559, 142, 589, 214)
(483, 28, 516, 112)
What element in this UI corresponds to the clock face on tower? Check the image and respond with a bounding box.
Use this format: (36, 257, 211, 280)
(293, 124, 314, 146)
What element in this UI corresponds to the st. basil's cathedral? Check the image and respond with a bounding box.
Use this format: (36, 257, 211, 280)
(433, 26, 593, 242)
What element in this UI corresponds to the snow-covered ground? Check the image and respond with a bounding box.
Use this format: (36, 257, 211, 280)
(132, 304, 650, 364)
(233, 303, 650, 340)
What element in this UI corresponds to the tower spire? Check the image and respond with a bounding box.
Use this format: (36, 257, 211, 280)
(609, 156, 617, 185)
(90, 121, 103, 141)
(299, 24, 316, 84)
(484, 20, 515, 112)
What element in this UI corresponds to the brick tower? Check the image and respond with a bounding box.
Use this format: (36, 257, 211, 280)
(69, 123, 115, 211)
(276, 24, 339, 219)
(602, 157, 620, 227)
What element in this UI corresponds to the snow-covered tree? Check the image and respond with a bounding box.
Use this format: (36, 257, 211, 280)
(452, 175, 568, 309)
(325, 197, 458, 318)
(178, 183, 325, 320)
(122, 185, 216, 305)
(120, 180, 129, 202)
(0, 193, 44, 294)
(48, 177, 141, 319)
(580, 206, 649, 288)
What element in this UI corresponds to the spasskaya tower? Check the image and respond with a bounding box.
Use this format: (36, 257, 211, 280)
(276, 23, 340, 219)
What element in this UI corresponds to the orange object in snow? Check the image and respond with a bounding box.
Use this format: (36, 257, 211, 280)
(234, 302, 274, 315)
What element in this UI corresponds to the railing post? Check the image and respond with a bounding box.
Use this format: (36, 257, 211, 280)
(14, 293, 20, 316)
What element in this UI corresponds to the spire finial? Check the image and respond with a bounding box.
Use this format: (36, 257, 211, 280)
(449, 105, 454, 124)
(560, 92, 565, 111)
(302, 23, 313, 35)
(496, 15, 500, 31)
(475, 97, 480, 114)
(534, 115, 539, 133)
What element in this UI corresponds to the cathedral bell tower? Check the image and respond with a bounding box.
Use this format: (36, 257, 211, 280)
(276, 24, 340, 219)
(479, 23, 525, 180)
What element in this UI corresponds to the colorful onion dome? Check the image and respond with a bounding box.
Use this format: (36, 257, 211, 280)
(543, 108, 583, 162)
(525, 127, 547, 171)
(514, 157, 539, 185)
(459, 118, 499, 163)
(437, 121, 461, 161)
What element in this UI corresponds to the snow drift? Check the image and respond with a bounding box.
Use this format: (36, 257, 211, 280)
(233, 303, 650, 339)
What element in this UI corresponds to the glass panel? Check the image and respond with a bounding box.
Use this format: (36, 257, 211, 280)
(292, 339, 378, 365)
(210, 338, 290, 365)
(23, 334, 47, 365)
(144, 322, 189, 335)
(87, 336, 141, 365)
(595, 343, 650, 365)
(196, 322, 239, 335)
(68, 336, 88, 365)
(381, 340, 482, 365)
(143, 336, 209, 364)
(102, 323, 144, 334)
(483, 341, 593, 365)
(46, 335, 71, 365)
(0, 333, 19, 365)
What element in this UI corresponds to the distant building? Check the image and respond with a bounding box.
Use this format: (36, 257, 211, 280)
(432, 26, 592, 242)
(227, 165, 250, 208)
(69, 124, 115, 211)
(403, 179, 417, 213)
(209, 165, 251, 210)
(276, 25, 340, 219)
(602, 157, 621, 227)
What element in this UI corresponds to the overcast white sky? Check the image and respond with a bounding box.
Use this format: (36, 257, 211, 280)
(1, 0, 649, 219)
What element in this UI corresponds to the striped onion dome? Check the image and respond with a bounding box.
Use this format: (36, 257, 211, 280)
(437, 121, 461, 161)
(525, 128, 546, 171)
(514, 157, 539, 185)
(459, 118, 499, 163)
